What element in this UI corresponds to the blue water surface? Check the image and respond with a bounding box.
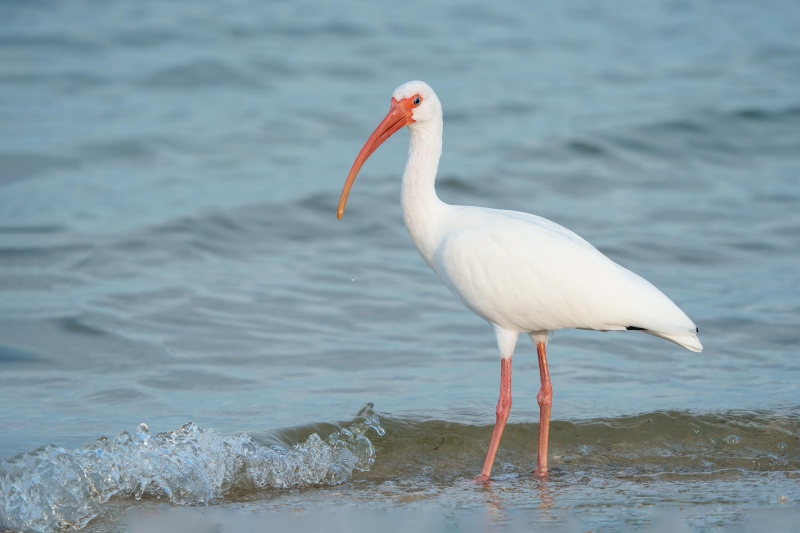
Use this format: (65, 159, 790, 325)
(1, 1, 799, 531)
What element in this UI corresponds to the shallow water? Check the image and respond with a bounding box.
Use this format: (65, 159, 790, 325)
(2, 0, 800, 531)
(3, 406, 800, 532)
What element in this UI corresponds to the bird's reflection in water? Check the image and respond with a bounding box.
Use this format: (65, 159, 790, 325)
(534, 478, 555, 513)
(482, 482, 509, 530)
(477, 475, 558, 531)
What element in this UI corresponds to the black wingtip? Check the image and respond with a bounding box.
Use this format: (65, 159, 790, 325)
(626, 326, 646, 331)
(696, 327, 699, 333)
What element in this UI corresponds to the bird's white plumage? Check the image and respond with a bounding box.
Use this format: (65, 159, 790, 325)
(430, 206, 701, 351)
(388, 81, 702, 357)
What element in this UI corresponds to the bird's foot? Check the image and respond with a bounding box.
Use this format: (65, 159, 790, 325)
(531, 468, 549, 480)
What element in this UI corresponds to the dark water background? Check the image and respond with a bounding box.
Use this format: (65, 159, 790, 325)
(1, 0, 799, 531)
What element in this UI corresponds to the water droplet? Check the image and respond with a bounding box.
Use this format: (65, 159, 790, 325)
(114, 430, 132, 446)
(777, 442, 788, 450)
(351, 277, 355, 281)
(723, 435, 742, 445)
(134, 481, 146, 501)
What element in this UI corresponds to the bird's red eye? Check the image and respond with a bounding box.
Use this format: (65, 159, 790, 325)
(413, 96, 421, 106)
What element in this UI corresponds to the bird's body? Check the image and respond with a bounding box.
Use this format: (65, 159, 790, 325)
(414, 203, 701, 351)
(337, 80, 701, 481)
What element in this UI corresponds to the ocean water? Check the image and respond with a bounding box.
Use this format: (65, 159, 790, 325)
(1, 0, 800, 531)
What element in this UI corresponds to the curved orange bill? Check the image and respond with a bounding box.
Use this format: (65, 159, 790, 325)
(337, 97, 415, 219)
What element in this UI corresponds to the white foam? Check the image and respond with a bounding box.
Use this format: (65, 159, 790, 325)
(0, 405, 384, 532)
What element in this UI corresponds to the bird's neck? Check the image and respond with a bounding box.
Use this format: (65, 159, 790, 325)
(401, 121, 446, 263)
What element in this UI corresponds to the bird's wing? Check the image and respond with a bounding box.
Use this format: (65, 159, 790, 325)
(432, 207, 701, 350)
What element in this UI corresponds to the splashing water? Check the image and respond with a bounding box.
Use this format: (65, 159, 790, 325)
(0, 405, 384, 532)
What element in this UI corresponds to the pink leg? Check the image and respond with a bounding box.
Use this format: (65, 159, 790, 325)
(477, 358, 512, 482)
(533, 342, 552, 479)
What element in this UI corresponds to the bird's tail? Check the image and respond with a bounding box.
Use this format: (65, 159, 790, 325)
(646, 330, 703, 352)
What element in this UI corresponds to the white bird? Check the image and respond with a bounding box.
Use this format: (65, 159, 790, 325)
(337, 81, 702, 481)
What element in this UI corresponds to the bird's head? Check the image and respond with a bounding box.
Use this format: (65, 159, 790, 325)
(391, 80, 442, 126)
(337, 81, 441, 219)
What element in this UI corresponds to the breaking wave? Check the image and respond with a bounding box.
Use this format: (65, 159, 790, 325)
(0, 405, 384, 532)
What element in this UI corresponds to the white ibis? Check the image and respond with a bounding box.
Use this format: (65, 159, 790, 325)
(337, 81, 702, 481)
